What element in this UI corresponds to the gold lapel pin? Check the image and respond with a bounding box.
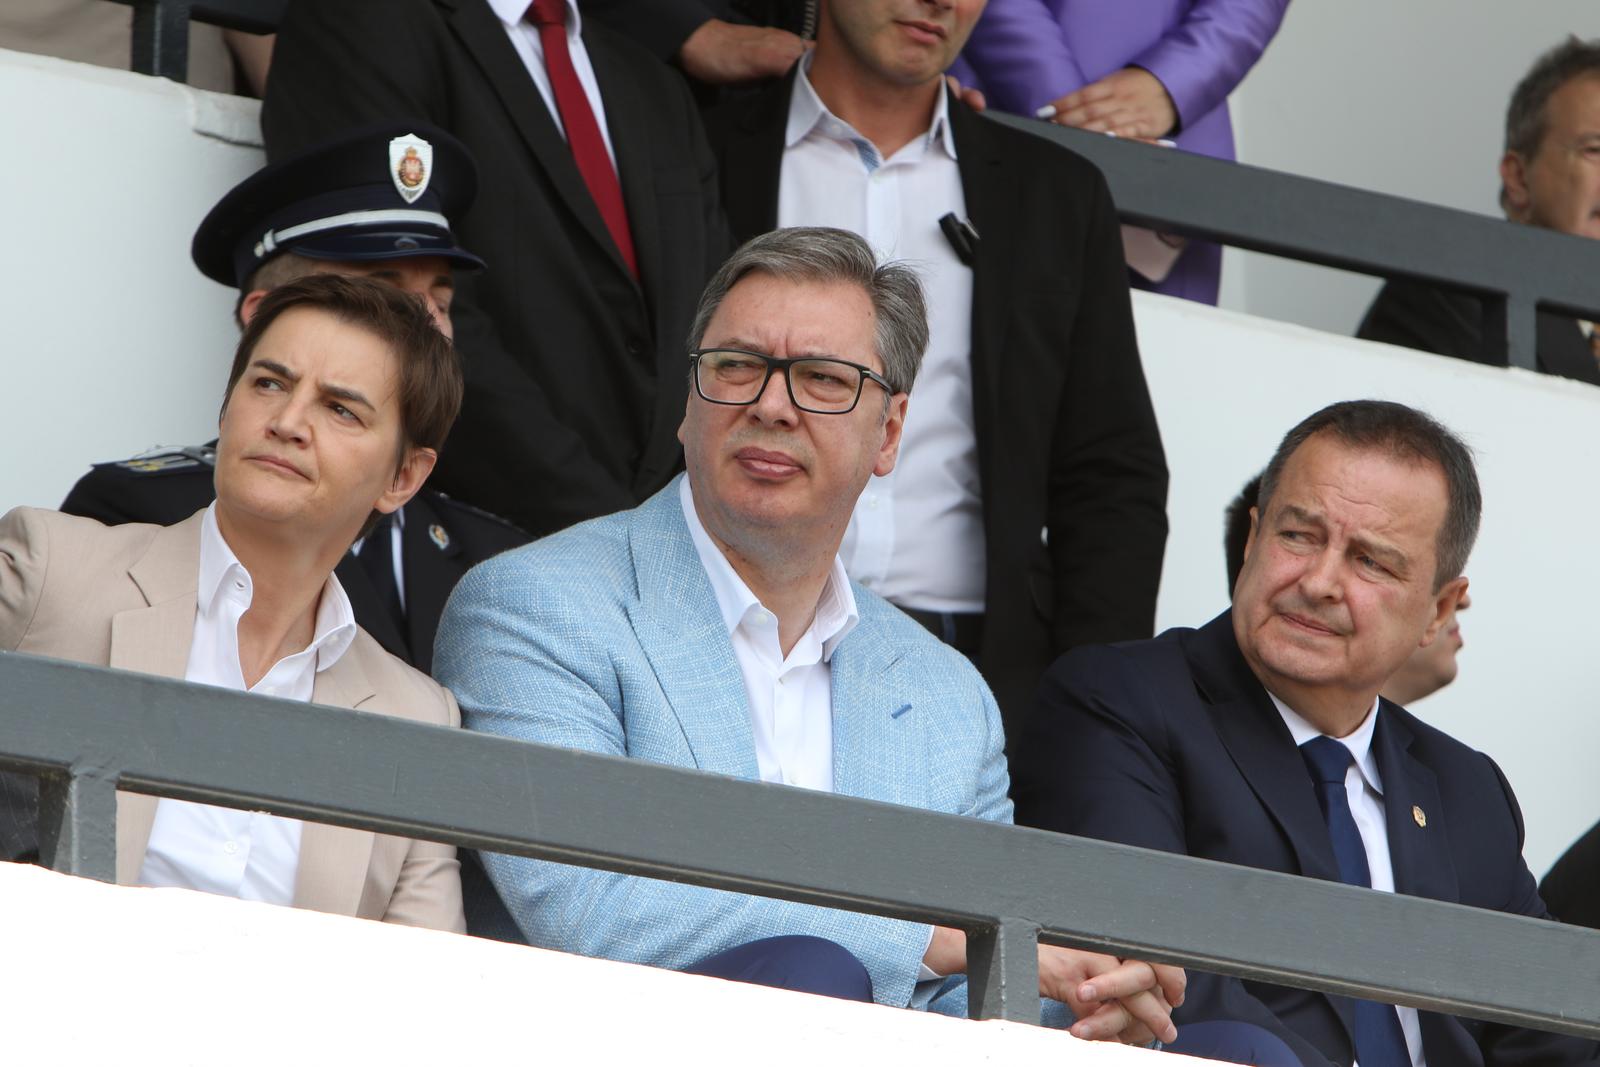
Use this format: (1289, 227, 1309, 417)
(429, 524, 450, 550)
(1412, 805, 1427, 828)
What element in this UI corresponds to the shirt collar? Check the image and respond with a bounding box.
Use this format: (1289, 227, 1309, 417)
(197, 502, 359, 673)
(679, 476, 859, 661)
(488, 0, 582, 37)
(786, 53, 958, 162)
(1270, 691, 1385, 796)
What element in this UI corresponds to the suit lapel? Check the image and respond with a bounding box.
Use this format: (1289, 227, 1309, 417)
(829, 621, 926, 809)
(1535, 310, 1600, 384)
(441, 0, 626, 280)
(625, 485, 760, 779)
(292, 651, 379, 915)
(1373, 706, 1459, 903)
(716, 73, 790, 241)
(587, 33, 658, 297)
(112, 515, 205, 882)
(1188, 614, 1342, 884)
(951, 100, 1016, 446)
(398, 495, 467, 674)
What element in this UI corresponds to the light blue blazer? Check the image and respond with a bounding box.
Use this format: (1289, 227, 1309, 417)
(434, 477, 1013, 1010)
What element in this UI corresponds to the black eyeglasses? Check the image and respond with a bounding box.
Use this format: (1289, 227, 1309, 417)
(689, 349, 893, 415)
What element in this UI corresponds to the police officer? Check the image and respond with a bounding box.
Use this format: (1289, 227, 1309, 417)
(59, 121, 528, 675)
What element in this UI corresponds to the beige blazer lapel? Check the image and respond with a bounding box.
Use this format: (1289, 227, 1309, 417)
(107, 515, 204, 885)
(291, 650, 379, 917)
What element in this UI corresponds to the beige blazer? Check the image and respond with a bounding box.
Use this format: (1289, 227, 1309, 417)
(0, 506, 465, 933)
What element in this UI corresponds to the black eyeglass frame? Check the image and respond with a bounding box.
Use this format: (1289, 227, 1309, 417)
(688, 348, 894, 415)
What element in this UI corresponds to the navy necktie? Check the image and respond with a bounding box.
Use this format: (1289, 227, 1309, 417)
(1301, 736, 1411, 1067)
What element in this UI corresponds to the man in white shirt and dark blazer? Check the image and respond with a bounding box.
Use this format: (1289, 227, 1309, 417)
(0, 274, 466, 933)
(703, 0, 1170, 740)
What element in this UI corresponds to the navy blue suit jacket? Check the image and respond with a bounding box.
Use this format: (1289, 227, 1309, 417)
(1015, 610, 1596, 1067)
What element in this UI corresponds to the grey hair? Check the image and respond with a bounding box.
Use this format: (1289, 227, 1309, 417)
(1501, 36, 1600, 209)
(1257, 400, 1481, 591)
(687, 227, 929, 395)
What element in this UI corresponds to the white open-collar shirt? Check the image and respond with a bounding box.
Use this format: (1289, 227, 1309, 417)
(137, 504, 358, 906)
(779, 58, 985, 613)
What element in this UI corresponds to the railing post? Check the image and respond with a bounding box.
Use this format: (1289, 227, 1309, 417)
(966, 918, 1040, 1022)
(129, 0, 192, 82)
(37, 767, 118, 883)
(1484, 292, 1540, 372)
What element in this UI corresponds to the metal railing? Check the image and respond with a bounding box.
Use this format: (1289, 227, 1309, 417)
(110, 0, 282, 83)
(990, 112, 1600, 372)
(3, 650, 1599, 1034)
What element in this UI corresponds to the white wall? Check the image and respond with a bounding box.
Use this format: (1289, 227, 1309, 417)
(1, 48, 261, 510)
(1138, 290, 1600, 874)
(1220, 1, 1599, 335)
(6, 862, 1178, 1065)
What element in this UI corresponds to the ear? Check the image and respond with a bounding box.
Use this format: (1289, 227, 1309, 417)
(374, 447, 437, 515)
(1418, 576, 1469, 648)
(1500, 152, 1532, 221)
(239, 288, 272, 325)
(1242, 505, 1261, 561)
(872, 393, 910, 477)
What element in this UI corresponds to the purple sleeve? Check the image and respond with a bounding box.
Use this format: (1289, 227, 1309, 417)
(1130, 0, 1290, 132)
(958, 0, 1090, 116)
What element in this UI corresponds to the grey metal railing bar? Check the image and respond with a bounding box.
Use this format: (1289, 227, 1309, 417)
(112, 0, 284, 82)
(988, 111, 1600, 373)
(3, 650, 1599, 1035)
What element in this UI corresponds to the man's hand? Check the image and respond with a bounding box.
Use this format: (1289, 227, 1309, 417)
(1038, 67, 1177, 140)
(921, 929, 1184, 1044)
(677, 19, 809, 85)
(1041, 946, 1183, 1044)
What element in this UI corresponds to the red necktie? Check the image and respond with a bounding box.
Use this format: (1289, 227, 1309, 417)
(527, 0, 638, 278)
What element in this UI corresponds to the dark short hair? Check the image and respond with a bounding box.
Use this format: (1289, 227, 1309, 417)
(1224, 472, 1263, 594)
(688, 227, 929, 395)
(222, 273, 463, 456)
(1256, 401, 1480, 590)
(1502, 36, 1600, 207)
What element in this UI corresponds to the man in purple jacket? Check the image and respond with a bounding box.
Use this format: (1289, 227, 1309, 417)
(954, 0, 1290, 304)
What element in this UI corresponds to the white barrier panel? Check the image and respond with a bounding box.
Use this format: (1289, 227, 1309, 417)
(1, 48, 261, 511)
(4, 863, 1178, 1065)
(1138, 291, 1600, 874)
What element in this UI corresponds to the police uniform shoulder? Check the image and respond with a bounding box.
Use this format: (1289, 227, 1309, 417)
(90, 444, 217, 478)
(415, 490, 531, 544)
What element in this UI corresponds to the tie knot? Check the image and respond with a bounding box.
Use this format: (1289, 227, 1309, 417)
(527, 0, 565, 28)
(1300, 735, 1354, 785)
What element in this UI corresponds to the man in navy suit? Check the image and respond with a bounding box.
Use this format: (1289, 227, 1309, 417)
(1017, 399, 1598, 1066)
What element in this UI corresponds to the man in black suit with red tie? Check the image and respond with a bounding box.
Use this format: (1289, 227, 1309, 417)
(262, 0, 731, 539)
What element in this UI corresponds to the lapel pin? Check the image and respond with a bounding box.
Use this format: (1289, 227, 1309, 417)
(1412, 805, 1427, 828)
(429, 524, 450, 550)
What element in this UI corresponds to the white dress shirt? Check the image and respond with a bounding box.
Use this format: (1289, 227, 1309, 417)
(486, 0, 619, 169)
(779, 58, 985, 613)
(137, 504, 358, 906)
(1272, 694, 1426, 1067)
(680, 478, 856, 792)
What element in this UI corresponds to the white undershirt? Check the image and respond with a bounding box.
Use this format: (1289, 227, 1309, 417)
(137, 504, 358, 906)
(486, 0, 619, 170)
(1272, 695, 1425, 1067)
(679, 477, 856, 792)
(779, 57, 985, 613)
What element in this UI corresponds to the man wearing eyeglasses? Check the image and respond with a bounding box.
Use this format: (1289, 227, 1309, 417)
(434, 227, 1184, 1039)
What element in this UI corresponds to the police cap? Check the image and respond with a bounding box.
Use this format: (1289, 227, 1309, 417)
(192, 120, 486, 288)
